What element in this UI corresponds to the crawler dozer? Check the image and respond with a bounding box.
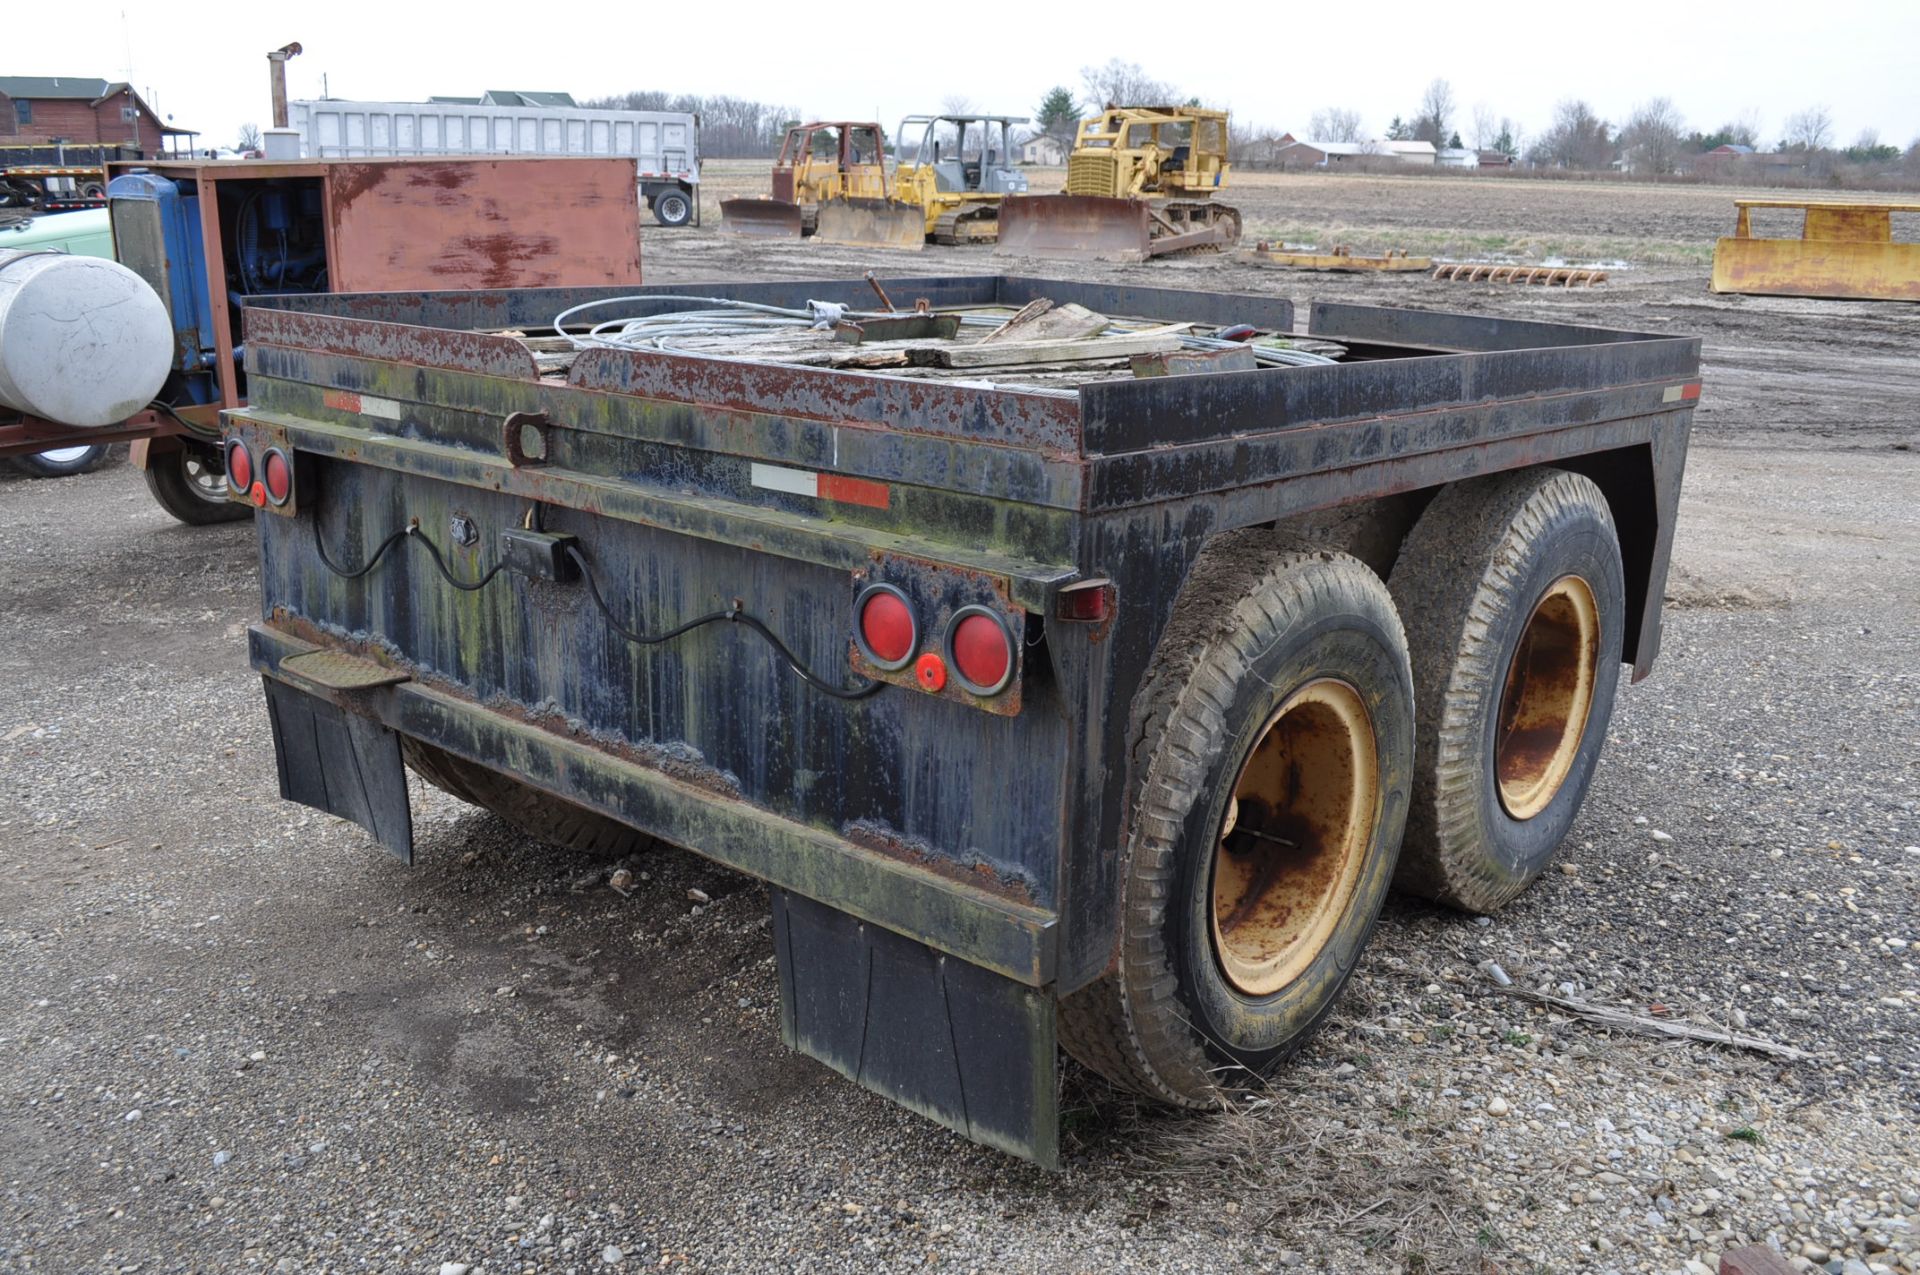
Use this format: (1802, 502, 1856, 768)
(997, 106, 1242, 263)
(890, 114, 1030, 244)
(720, 122, 924, 250)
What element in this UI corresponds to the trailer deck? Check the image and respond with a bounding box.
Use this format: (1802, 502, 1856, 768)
(229, 275, 1699, 1163)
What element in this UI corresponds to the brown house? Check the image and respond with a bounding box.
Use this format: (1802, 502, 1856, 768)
(0, 76, 192, 156)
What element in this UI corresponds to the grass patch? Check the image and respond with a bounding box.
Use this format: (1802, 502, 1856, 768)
(1726, 1126, 1765, 1145)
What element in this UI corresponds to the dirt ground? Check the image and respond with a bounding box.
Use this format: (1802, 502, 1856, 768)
(1, 173, 1917, 1275)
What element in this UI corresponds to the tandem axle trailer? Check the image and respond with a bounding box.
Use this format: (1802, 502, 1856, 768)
(227, 275, 1698, 1164)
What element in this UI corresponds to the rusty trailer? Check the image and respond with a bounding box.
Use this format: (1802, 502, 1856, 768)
(227, 276, 1699, 1165)
(1710, 198, 1920, 301)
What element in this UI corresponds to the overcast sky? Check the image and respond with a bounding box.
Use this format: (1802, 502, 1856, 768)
(14, 0, 1919, 153)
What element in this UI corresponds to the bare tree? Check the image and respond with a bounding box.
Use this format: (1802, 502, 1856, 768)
(939, 94, 976, 117)
(1619, 97, 1686, 175)
(236, 122, 262, 152)
(1079, 59, 1176, 108)
(1529, 100, 1614, 171)
(1781, 105, 1834, 150)
(1470, 104, 1498, 150)
(1412, 78, 1455, 146)
(1309, 107, 1364, 143)
(1851, 127, 1881, 152)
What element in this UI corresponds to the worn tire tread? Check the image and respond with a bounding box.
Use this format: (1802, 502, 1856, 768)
(1388, 468, 1619, 912)
(402, 739, 656, 858)
(1059, 541, 1407, 1105)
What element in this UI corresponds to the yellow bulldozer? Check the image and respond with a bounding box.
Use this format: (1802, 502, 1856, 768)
(721, 115, 1033, 250)
(720, 121, 924, 249)
(889, 114, 1031, 244)
(997, 105, 1243, 263)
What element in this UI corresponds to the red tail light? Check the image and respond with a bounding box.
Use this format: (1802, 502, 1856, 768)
(945, 606, 1015, 696)
(225, 439, 254, 492)
(854, 584, 917, 670)
(262, 448, 293, 506)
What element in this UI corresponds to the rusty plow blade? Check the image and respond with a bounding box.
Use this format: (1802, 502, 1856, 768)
(995, 195, 1153, 264)
(720, 198, 805, 239)
(812, 199, 926, 252)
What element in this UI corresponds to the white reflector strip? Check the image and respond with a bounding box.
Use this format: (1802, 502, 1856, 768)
(749, 462, 819, 497)
(360, 395, 403, 420)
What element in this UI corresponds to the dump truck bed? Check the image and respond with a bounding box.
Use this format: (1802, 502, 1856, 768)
(231, 275, 1698, 1163)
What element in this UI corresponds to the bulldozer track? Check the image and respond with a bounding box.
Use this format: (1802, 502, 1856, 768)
(933, 205, 999, 246)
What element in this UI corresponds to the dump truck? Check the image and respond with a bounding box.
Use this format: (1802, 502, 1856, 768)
(289, 99, 702, 227)
(998, 106, 1242, 262)
(226, 275, 1698, 1165)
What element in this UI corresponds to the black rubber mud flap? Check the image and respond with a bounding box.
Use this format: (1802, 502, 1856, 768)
(263, 680, 414, 863)
(772, 890, 1059, 1166)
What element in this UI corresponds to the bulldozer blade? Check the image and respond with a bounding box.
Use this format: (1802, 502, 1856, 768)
(995, 195, 1153, 264)
(720, 198, 805, 239)
(813, 199, 926, 252)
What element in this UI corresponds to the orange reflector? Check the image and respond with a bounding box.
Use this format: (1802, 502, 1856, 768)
(250, 484, 268, 507)
(914, 652, 947, 693)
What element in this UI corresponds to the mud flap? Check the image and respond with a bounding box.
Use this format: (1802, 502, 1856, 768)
(262, 680, 413, 863)
(771, 889, 1059, 1166)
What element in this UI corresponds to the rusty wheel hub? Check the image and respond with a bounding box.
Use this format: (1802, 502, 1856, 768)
(1496, 575, 1600, 820)
(1209, 680, 1378, 998)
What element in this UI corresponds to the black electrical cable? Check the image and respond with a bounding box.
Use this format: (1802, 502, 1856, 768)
(564, 543, 883, 701)
(306, 510, 883, 701)
(147, 398, 222, 441)
(310, 517, 505, 592)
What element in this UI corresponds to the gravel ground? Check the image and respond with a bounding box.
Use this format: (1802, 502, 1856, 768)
(3, 213, 1917, 1274)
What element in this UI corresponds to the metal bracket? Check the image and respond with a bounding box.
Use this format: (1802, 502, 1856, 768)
(503, 411, 552, 467)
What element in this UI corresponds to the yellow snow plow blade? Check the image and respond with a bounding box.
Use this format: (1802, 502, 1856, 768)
(720, 198, 805, 239)
(812, 198, 926, 251)
(1710, 199, 1920, 302)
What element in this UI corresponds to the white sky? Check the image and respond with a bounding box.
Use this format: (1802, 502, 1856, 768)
(12, 0, 1919, 153)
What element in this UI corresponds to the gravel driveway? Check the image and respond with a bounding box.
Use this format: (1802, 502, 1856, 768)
(2, 273, 1915, 1274)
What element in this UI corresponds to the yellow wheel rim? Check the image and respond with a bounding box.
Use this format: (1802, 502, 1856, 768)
(1495, 575, 1600, 821)
(1209, 679, 1378, 998)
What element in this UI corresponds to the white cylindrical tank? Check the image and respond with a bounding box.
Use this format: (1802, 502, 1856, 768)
(0, 249, 174, 428)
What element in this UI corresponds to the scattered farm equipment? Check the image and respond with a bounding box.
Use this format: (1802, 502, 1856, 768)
(889, 114, 1030, 244)
(997, 106, 1241, 262)
(1242, 243, 1432, 273)
(1710, 199, 1920, 302)
(1431, 263, 1609, 287)
(721, 121, 921, 248)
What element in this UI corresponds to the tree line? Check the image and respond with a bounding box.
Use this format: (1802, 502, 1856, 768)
(580, 90, 800, 158)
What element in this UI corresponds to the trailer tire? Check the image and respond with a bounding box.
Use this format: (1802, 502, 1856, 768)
(11, 444, 111, 478)
(653, 190, 692, 227)
(1387, 468, 1625, 914)
(1059, 547, 1413, 1106)
(401, 739, 657, 858)
(144, 441, 250, 525)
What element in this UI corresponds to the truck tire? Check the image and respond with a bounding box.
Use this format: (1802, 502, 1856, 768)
(144, 441, 250, 525)
(401, 738, 656, 858)
(11, 443, 110, 478)
(653, 190, 692, 227)
(1387, 469, 1625, 914)
(1058, 547, 1414, 1105)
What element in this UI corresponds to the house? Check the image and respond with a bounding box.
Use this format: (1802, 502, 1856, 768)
(1273, 137, 1438, 169)
(1477, 149, 1515, 169)
(1436, 147, 1480, 169)
(1019, 134, 1066, 166)
(0, 76, 192, 155)
(1376, 140, 1436, 165)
